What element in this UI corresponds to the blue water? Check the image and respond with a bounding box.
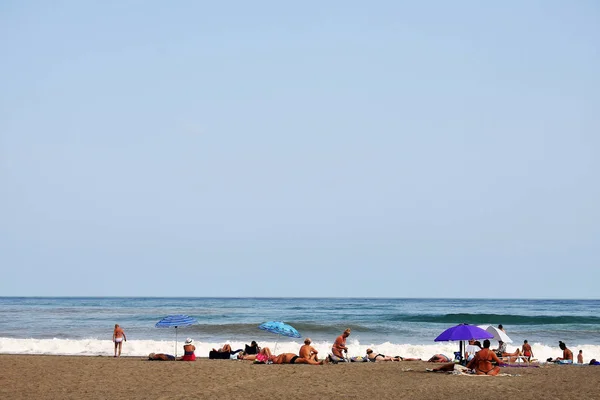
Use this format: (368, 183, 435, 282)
(2, 297, 599, 346)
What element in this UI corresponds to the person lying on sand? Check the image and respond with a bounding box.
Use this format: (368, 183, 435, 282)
(366, 348, 398, 362)
(427, 354, 451, 363)
(269, 353, 326, 365)
(148, 353, 176, 361)
(238, 347, 273, 361)
(466, 339, 505, 375)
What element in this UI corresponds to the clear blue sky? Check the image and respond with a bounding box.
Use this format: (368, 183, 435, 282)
(1, 1, 598, 298)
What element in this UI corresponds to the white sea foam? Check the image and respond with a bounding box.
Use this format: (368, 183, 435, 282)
(1, 337, 599, 363)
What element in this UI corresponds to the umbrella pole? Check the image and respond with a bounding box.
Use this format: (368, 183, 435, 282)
(175, 326, 178, 358)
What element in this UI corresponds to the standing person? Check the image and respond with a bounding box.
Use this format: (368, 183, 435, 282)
(498, 324, 505, 332)
(332, 328, 351, 359)
(522, 340, 534, 360)
(299, 338, 319, 362)
(577, 350, 583, 364)
(112, 324, 127, 358)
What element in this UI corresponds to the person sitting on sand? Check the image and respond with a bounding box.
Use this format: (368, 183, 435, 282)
(522, 340, 534, 361)
(244, 341, 260, 355)
(366, 348, 397, 362)
(495, 341, 523, 362)
(181, 338, 196, 361)
(465, 339, 481, 362)
(427, 354, 451, 363)
(493, 340, 507, 357)
(299, 338, 320, 362)
(549, 341, 573, 363)
(269, 352, 324, 365)
(332, 328, 351, 359)
(466, 339, 504, 375)
(238, 347, 273, 362)
(148, 353, 176, 361)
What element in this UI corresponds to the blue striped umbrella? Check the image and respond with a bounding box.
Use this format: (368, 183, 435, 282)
(156, 315, 197, 356)
(258, 321, 301, 353)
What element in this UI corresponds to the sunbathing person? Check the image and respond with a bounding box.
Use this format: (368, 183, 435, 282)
(180, 338, 196, 361)
(366, 348, 397, 362)
(209, 343, 244, 359)
(428, 354, 451, 363)
(148, 353, 176, 361)
(238, 347, 273, 361)
(466, 339, 504, 375)
(299, 338, 320, 362)
(270, 353, 324, 365)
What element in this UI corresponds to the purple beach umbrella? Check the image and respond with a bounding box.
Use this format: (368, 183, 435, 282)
(434, 323, 494, 361)
(435, 323, 494, 342)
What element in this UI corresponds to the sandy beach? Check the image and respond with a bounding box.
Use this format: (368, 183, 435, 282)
(1, 355, 598, 400)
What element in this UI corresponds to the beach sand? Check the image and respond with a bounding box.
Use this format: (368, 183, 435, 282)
(1, 355, 598, 400)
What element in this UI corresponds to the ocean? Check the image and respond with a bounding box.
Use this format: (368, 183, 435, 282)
(1, 297, 598, 362)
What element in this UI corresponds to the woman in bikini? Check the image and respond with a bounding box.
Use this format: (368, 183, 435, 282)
(180, 338, 196, 361)
(366, 348, 398, 362)
(467, 339, 504, 375)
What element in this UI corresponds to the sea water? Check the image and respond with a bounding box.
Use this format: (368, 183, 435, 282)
(1, 297, 598, 362)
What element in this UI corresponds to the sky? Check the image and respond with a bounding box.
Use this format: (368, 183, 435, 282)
(1, 1, 599, 298)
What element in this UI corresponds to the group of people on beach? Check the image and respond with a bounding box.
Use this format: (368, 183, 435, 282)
(116, 322, 600, 370)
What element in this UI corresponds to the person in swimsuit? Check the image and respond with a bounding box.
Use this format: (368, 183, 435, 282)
(366, 348, 398, 362)
(427, 354, 451, 363)
(180, 338, 196, 361)
(467, 339, 504, 375)
(148, 353, 176, 361)
(578, 350, 583, 364)
(522, 340, 534, 361)
(299, 338, 320, 362)
(332, 328, 351, 359)
(112, 324, 127, 358)
(550, 341, 573, 363)
(269, 353, 324, 365)
(238, 347, 273, 361)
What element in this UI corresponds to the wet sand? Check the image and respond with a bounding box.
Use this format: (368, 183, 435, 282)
(1, 355, 598, 400)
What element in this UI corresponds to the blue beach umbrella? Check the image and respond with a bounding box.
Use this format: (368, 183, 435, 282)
(258, 321, 301, 353)
(155, 315, 198, 357)
(435, 323, 494, 360)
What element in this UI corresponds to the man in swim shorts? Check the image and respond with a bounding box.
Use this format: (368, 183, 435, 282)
(113, 324, 127, 358)
(299, 338, 320, 362)
(332, 328, 351, 359)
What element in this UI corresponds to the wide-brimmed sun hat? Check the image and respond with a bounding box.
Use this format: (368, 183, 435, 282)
(185, 338, 193, 345)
